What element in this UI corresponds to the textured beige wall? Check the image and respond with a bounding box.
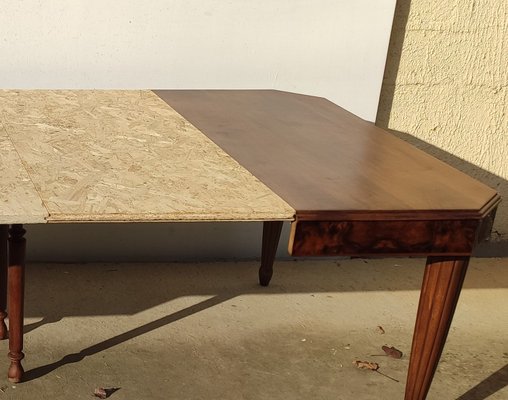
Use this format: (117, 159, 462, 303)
(377, 0, 508, 252)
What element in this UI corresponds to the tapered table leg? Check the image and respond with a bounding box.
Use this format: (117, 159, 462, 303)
(405, 256, 470, 400)
(258, 221, 283, 286)
(7, 224, 26, 383)
(0, 225, 8, 340)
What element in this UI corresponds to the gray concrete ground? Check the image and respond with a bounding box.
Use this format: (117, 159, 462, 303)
(0, 258, 506, 399)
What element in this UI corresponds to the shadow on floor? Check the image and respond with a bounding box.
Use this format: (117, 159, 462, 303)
(23, 259, 508, 321)
(456, 364, 508, 400)
(23, 294, 232, 382)
(10, 258, 507, 385)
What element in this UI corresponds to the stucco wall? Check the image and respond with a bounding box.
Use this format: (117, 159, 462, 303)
(377, 0, 508, 253)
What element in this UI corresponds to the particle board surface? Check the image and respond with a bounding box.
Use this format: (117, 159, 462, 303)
(0, 122, 48, 224)
(0, 90, 294, 223)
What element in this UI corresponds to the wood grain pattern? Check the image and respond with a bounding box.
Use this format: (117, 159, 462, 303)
(475, 207, 497, 243)
(0, 90, 294, 223)
(0, 225, 7, 340)
(289, 219, 481, 256)
(405, 256, 470, 400)
(155, 90, 500, 220)
(258, 221, 283, 286)
(7, 224, 26, 383)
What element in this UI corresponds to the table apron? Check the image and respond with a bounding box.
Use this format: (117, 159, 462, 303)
(288, 218, 493, 257)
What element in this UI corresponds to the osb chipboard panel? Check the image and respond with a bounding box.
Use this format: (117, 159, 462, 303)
(0, 122, 48, 224)
(0, 90, 294, 223)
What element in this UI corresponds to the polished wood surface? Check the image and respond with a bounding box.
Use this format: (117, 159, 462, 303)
(405, 256, 470, 400)
(7, 224, 26, 383)
(0, 225, 7, 340)
(258, 221, 283, 286)
(290, 219, 479, 256)
(289, 207, 498, 257)
(155, 90, 500, 220)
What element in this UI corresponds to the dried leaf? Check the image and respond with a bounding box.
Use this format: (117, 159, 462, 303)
(93, 387, 120, 399)
(382, 345, 403, 359)
(94, 388, 107, 399)
(353, 360, 400, 382)
(353, 360, 379, 371)
(377, 325, 385, 334)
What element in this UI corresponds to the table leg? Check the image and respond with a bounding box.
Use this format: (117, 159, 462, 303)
(258, 221, 283, 286)
(0, 225, 8, 340)
(405, 256, 470, 400)
(7, 224, 26, 383)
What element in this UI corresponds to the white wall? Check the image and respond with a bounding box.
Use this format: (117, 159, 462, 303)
(1, 1, 395, 261)
(0, 0, 395, 121)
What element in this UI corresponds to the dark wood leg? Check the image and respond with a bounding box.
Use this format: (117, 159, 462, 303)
(7, 224, 26, 383)
(258, 221, 283, 286)
(405, 256, 470, 400)
(0, 225, 8, 340)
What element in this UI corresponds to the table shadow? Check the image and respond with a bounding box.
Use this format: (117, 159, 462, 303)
(23, 293, 233, 382)
(456, 364, 508, 400)
(12, 259, 508, 382)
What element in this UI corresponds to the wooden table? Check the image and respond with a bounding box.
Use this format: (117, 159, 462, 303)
(0, 90, 500, 399)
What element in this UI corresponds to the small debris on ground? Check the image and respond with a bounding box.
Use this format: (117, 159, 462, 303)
(94, 388, 107, 399)
(93, 387, 120, 399)
(371, 345, 404, 359)
(0, 385, 7, 393)
(344, 344, 351, 350)
(354, 360, 379, 370)
(353, 360, 399, 382)
(301, 338, 306, 342)
(382, 345, 403, 359)
(377, 325, 385, 334)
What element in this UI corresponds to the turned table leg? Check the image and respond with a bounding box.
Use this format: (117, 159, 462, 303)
(7, 224, 26, 383)
(258, 221, 283, 286)
(0, 225, 7, 340)
(405, 256, 470, 400)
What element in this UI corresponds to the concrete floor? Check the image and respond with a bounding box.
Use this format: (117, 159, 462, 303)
(0, 258, 506, 399)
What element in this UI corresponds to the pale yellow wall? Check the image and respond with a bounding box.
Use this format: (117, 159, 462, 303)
(377, 0, 508, 250)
